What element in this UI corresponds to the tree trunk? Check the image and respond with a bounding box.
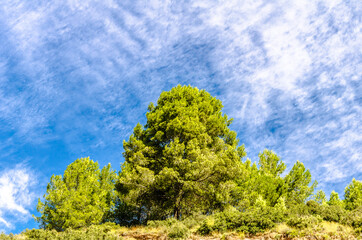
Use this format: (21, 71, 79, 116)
(174, 187, 183, 220)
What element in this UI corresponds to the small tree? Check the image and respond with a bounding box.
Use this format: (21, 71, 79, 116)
(258, 149, 286, 177)
(313, 190, 327, 205)
(117, 85, 245, 221)
(344, 178, 362, 210)
(36, 157, 117, 230)
(284, 161, 317, 205)
(257, 149, 287, 206)
(328, 191, 342, 206)
(233, 150, 286, 208)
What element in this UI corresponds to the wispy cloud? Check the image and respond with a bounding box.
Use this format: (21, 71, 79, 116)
(0, 165, 37, 232)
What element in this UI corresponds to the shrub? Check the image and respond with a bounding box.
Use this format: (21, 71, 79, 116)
(167, 221, 190, 239)
(197, 219, 214, 236)
(341, 207, 362, 231)
(212, 207, 239, 231)
(196, 206, 277, 235)
(23, 229, 57, 239)
(287, 215, 322, 229)
(23, 225, 120, 240)
(286, 229, 300, 238)
(306, 200, 346, 222)
(147, 218, 178, 228)
(237, 209, 275, 234)
(181, 213, 206, 229)
(320, 205, 345, 222)
(306, 200, 320, 214)
(0, 233, 16, 240)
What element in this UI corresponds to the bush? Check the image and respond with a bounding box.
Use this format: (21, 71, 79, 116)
(290, 203, 312, 216)
(237, 208, 275, 234)
(306, 200, 346, 222)
(167, 221, 190, 239)
(23, 229, 57, 239)
(287, 215, 322, 229)
(23, 224, 120, 240)
(147, 218, 178, 228)
(181, 213, 206, 229)
(148, 218, 190, 239)
(197, 218, 214, 236)
(341, 207, 362, 229)
(0, 233, 16, 240)
(196, 207, 277, 235)
(320, 205, 345, 222)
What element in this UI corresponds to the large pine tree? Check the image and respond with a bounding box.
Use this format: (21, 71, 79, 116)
(117, 85, 246, 221)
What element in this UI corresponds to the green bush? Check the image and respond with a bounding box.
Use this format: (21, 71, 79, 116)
(306, 200, 346, 222)
(197, 219, 214, 236)
(306, 200, 320, 214)
(23, 229, 57, 239)
(207, 207, 277, 234)
(237, 208, 275, 234)
(147, 218, 190, 239)
(341, 207, 362, 229)
(320, 205, 345, 222)
(287, 215, 322, 229)
(0, 232, 16, 240)
(147, 218, 178, 228)
(167, 221, 190, 239)
(23, 224, 121, 240)
(289, 203, 312, 216)
(181, 213, 206, 229)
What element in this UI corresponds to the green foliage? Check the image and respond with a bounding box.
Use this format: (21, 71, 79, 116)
(147, 217, 178, 228)
(197, 220, 213, 236)
(319, 205, 346, 222)
(36, 158, 117, 230)
(344, 178, 362, 210)
(233, 151, 287, 208)
(341, 206, 362, 229)
(258, 149, 286, 177)
(147, 218, 190, 239)
(314, 190, 327, 205)
(255, 195, 267, 208)
(181, 213, 206, 229)
(167, 221, 190, 239)
(23, 224, 121, 240)
(328, 191, 342, 206)
(235, 208, 276, 234)
(305, 200, 346, 222)
(286, 215, 322, 229)
(117, 85, 245, 221)
(0, 232, 16, 240)
(275, 197, 287, 212)
(196, 206, 278, 235)
(284, 161, 317, 205)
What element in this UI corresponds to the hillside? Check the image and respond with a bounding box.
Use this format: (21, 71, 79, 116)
(0, 221, 360, 240)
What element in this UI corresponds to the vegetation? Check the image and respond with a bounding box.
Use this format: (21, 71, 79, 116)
(117, 85, 245, 223)
(35, 157, 117, 230)
(2, 85, 361, 239)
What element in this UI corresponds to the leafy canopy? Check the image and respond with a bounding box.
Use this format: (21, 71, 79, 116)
(284, 160, 317, 205)
(344, 178, 362, 210)
(36, 157, 117, 230)
(117, 85, 245, 221)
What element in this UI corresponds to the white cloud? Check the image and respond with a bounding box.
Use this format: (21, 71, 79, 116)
(0, 165, 37, 231)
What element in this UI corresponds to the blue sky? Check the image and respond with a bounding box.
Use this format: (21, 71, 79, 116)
(0, 0, 361, 234)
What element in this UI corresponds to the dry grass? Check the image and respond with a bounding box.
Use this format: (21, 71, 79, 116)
(3, 221, 360, 240)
